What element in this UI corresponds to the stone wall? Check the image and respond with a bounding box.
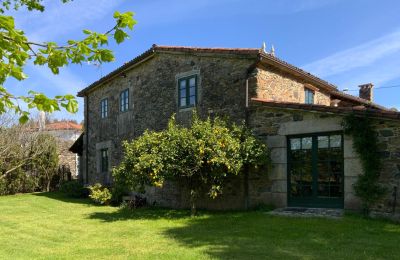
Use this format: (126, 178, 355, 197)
(374, 121, 400, 212)
(145, 175, 246, 210)
(85, 51, 256, 185)
(248, 104, 400, 212)
(254, 65, 331, 105)
(58, 140, 79, 178)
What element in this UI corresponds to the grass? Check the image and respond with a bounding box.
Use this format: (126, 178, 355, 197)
(0, 193, 399, 259)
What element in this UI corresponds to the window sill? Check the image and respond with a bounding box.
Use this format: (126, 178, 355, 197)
(178, 105, 196, 112)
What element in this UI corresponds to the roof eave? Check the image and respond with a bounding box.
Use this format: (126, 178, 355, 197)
(251, 98, 400, 121)
(77, 47, 156, 97)
(257, 53, 338, 92)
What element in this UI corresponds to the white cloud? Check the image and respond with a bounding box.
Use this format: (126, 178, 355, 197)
(302, 29, 400, 78)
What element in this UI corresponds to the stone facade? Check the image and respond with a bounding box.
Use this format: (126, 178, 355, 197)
(83, 51, 256, 185)
(248, 104, 400, 212)
(79, 46, 400, 212)
(45, 129, 81, 178)
(375, 122, 400, 212)
(253, 65, 331, 105)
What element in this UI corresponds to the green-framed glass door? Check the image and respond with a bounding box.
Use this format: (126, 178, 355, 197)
(287, 132, 344, 208)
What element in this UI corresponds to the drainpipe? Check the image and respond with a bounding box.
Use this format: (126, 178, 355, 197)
(243, 78, 250, 210)
(85, 95, 89, 185)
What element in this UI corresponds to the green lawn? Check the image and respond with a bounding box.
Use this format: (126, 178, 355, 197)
(0, 193, 399, 259)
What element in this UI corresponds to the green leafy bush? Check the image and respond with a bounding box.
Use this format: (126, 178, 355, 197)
(1, 170, 38, 195)
(59, 180, 88, 198)
(88, 183, 112, 205)
(0, 178, 7, 196)
(113, 112, 270, 215)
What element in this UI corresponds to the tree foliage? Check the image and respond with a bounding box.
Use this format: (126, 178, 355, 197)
(343, 114, 387, 214)
(0, 123, 60, 194)
(0, 0, 136, 122)
(113, 113, 270, 215)
(33, 133, 59, 192)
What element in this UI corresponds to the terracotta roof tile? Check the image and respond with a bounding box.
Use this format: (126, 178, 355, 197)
(44, 121, 82, 131)
(250, 98, 400, 121)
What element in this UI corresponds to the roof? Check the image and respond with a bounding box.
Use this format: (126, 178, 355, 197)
(77, 45, 260, 96)
(77, 44, 388, 111)
(69, 133, 83, 155)
(251, 98, 400, 121)
(44, 121, 82, 131)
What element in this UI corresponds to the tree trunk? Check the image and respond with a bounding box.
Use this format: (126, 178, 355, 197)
(190, 189, 197, 217)
(46, 178, 51, 192)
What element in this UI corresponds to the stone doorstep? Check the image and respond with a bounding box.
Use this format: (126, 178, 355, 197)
(267, 207, 344, 219)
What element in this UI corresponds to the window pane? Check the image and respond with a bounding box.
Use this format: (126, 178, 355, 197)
(330, 135, 341, 148)
(180, 80, 186, 89)
(189, 77, 196, 87)
(318, 136, 329, 148)
(180, 88, 186, 98)
(290, 138, 301, 150)
(189, 96, 196, 105)
(189, 86, 196, 96)
(305, 89, 314, 104)
(180, 98, 186, 107)
(302, 137, 312, 149)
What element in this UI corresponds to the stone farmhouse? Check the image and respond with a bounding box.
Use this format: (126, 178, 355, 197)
(72, 45, 400, 212)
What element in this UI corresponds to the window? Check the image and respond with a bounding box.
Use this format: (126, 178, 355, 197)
(178, 75, 197, 108)
(100, 98, 108, 118)
(305, 89, 314, 104)
(100, 149, 108, 172)
(120, 89, 129, 112)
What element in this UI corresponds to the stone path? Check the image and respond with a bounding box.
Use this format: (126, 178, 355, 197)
(268, 207, 344, 219)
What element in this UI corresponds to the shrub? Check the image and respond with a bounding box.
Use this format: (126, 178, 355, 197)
(59, 180, 87, 198)
(110, 184, 128, 205)
(0, 179, 7, 195)
(88, 183, 112, 205)
(113, 112, 270, 215)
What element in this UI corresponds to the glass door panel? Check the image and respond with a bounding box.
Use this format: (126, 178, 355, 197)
(288, 132, 344, 208)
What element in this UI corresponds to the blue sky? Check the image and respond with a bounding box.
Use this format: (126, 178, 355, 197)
(7, 0, 400, 121)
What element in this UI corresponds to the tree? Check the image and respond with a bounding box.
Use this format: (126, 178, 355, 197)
(0, 123, 60, 194)
(113, 113, 270, 216)
(33, 133, 59, 192)
(0, 0, 136, 122)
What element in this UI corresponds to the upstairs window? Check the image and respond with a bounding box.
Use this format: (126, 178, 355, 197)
(305, 89, 315, 104)
(178, 75, 197, 108)
(100, 149, 109, 172)
(100, 98, 108, 118)
(120, 89, 129, 112)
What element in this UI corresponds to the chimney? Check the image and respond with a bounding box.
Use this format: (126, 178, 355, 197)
(358, 83, 374, 101)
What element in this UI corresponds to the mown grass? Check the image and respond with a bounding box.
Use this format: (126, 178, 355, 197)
(0, 192, 399, 259)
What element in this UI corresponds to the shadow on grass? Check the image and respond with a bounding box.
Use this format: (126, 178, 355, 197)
(162, 212, 400, 259)
(88, 207, 194, 222)
(32, 192, 93, 205)
(88, 206, 400, 259)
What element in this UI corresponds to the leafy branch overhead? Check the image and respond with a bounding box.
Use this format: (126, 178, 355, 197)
(0, 0, 136, 123)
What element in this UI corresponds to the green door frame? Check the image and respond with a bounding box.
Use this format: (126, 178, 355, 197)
(287, 131, 344, 208)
